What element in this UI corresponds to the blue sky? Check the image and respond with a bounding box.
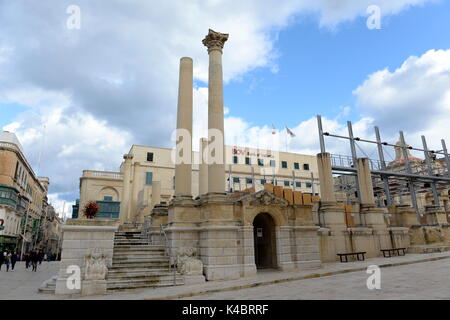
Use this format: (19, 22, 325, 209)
(223, 0, 450, 127)
(1, 0, 449, 213)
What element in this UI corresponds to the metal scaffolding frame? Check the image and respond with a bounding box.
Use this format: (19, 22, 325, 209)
(317, 115, 450, 221)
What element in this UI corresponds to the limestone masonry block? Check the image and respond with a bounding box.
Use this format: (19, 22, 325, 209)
(274, 186, 284, 198)
(302, 193, 312, 205)
(264, 183, 274, 193)
(293, 191, 303, 205)
(283, 188, 294, 205)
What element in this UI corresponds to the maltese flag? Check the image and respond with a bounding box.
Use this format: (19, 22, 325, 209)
(285, 126, 296, 137)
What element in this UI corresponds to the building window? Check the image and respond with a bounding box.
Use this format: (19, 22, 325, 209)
(284, 181, 290, 187)
(261, 179, 267, 185)
(306, 182, 312, 188)
(294, 162, 300, 170)
(233, 177, 240, 183)
(295, 182, 301, 188)
(104, 196, 113, 201)
(303, 164, 310, 170)
(270, 160, 276, 167)
(246, 178, 253, 185)
(245, 157, 251, 165)
(233, 156, 238, 164)
(257, 159, 264, 166)
(281, 161, 287, 169)
(145, 172, 153, 185)
(147, 152, 154, 162)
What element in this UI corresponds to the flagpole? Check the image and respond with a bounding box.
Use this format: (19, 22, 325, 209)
(285, 127, 288, 152)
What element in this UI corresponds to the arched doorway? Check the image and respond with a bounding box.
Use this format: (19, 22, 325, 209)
(253, 213, 277, 269)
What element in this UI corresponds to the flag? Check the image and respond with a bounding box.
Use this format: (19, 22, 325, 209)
(285, 126, 296, 137)
(272, 124, 276, 135)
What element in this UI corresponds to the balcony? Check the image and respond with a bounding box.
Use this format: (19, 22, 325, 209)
(0, 185, 19, 209)
(96, 200, 120, 219)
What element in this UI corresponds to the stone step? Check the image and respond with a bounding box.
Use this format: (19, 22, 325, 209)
(113, 255, 167, 262)
(108, 269, 174, 277)
(109, 263, 171, 270)
(114, 235, 145, 239)
(111, 259, 170, 267)
(107, 271, 178, 280)
(38, 276, 57, 294)
(114, 243, 153, 247)
(113, 251, 166, 257)
(114, 234, 146, 238)
(114, 239, 150, 243)
(107, 278, 184, 290)
(113, 245, 165, 250)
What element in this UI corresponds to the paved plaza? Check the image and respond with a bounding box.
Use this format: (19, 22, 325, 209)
(1, 252, 450, 300)
(184, 257, 450, 300)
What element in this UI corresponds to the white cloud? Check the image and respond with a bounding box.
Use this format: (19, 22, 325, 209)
(223, 49, 450, 164)
(354, 49, 450, 152)
(0, 0, 435, 206)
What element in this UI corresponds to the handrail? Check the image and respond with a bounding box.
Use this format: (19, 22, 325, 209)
(160, 224, 177, 285)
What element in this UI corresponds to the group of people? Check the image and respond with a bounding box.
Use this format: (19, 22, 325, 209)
(24, 251, 46, 272)
(0, 251, 19, 272)
(0, 250, 49, 272)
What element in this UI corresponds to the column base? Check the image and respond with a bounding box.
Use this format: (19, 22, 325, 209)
(81, 279, 107, 296)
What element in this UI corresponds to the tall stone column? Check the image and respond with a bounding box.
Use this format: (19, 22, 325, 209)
(119, 154, 133, 223)
(202, 29, 228, 194)
(316, 153, 336, 203)
(199, 138, 208, 196)
(129, 161, 141, 221)
(356, 158, 375, 206)
(174, 57, 193, 199)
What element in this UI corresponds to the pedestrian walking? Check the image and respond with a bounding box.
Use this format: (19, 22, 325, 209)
(30, 251, 39, 272)
(38, 251, 44, 265)
(0, 251, 4, 271)
(10, 252, 18, 271)
(25, 252, 30, 269)
(4, 251, 11, 272)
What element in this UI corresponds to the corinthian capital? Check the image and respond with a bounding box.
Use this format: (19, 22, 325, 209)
(202, 29, 229, 53)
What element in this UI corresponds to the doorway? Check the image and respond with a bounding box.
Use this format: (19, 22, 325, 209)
(253, 213, 277, 269)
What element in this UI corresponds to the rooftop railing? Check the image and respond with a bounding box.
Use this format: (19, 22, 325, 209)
(82, 170, 123, 180)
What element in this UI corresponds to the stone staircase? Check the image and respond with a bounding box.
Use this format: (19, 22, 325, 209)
(38, 275, 57, 294)
(106, 231, 184, 291)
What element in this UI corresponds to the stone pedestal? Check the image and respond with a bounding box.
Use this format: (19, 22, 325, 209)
(318, 202, 348, 262)
(396, 205, 420, 227)
(424, 205, 447, 225)
(81, 280, 107, 296)
(55, 219, 119, 296)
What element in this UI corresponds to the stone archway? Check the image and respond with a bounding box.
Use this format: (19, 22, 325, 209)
(253, 213, 277, 269)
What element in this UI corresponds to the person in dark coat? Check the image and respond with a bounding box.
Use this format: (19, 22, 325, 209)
(10, 252, 18, 271)
(38, 251, 44, 265)
(30, 251, 39, 272)
(24, 253, 30, 269)
(0, 251, 4, 271)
